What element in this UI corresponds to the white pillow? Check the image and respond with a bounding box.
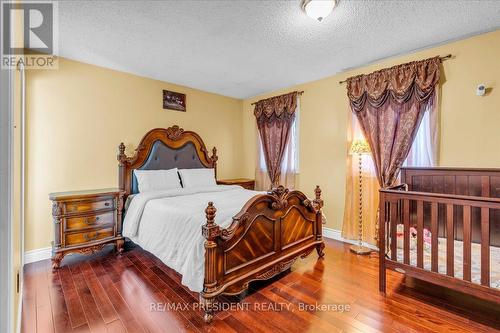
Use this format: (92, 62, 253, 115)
(134, 168, 181, 192)
(178, 168, 216, 188)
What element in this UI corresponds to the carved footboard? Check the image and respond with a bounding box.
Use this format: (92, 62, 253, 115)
(200, 185, 325, 322)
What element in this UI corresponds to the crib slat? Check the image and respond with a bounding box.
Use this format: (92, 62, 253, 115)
(431, 202, 438, 273)
(417, 200, 424, 268)
(446, 204, 454, 277)
(379, 193, 386, 293)
(481, 207, 490, 287)
(480, 175, 490, 287)
(403, 199, 410, 265)
(481, 176, 490, 197)
(390, 201, 398, 261)
(386, 201, 390, 254)
(463, 205, 472, 282)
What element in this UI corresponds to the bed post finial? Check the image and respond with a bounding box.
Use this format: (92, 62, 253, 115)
(205, 202, 216, 225)
(118, 142, 126, 163)
(202, 202, 220, 241)
(315, 185, 321, 199)
(211, 147, 218, 162)
(314, 185, 323, 209)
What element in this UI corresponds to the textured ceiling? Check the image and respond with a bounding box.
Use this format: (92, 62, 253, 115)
(58, 0, 500, 99)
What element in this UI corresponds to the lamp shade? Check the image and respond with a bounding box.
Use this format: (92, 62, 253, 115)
(302, 0, 336, 22)
(350, 139, 371, 155)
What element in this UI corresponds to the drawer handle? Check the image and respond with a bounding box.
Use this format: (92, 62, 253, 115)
(84, 216, 100, 224)
(104, 202, 111, 207)
(84, 231, 99, 241)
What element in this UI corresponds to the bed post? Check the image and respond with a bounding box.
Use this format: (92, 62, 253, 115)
(313, 185, 325, 257)
(210, 147, 218, 180)
(201, 202, 220, 323)
(379, 192, 386, 294)
(117, 142, 127, 192)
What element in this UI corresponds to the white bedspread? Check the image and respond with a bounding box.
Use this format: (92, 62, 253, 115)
(123, 185, 262, 292)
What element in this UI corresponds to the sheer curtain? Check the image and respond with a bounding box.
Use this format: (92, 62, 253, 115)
(255, 99, 299, 190)
(404, 102, 438, 167)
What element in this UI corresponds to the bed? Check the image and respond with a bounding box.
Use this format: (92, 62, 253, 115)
(379, 167, 500, 304)
(117, 125, 325, 322)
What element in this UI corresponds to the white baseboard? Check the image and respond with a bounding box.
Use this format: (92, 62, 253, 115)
(24, 247, 51, 264)
(322, 227, 342, 240)
(323, 227, 378, 250)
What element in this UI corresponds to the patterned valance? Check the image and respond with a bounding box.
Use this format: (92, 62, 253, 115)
(346, 57, 440, 112)
(254, 91, 298, 123)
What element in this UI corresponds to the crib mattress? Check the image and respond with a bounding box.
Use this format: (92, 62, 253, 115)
(392, 238, 500, 289)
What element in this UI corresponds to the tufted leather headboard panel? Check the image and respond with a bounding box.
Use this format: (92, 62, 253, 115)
(118, 126, 218, 199)
(131, 140, 206, 194)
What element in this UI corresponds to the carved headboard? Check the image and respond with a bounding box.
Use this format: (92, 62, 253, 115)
(117, 125, 218, 197)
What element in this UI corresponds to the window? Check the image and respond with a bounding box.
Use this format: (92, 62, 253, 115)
(404, 105, 437, 167)
(256, 103, 299, 190)
(258, 112, 299, 173)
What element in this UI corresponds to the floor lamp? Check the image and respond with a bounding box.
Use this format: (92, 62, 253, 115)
(349, 139, 372, 255)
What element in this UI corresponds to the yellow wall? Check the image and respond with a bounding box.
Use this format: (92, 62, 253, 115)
(241, 29, 500, 231)
(25, 58, 243, 251)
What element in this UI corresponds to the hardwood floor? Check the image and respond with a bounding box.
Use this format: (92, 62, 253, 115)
(22, 239, 500, 333)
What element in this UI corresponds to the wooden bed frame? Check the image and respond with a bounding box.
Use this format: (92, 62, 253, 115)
(117, 125, 325, 322)
(379, 167, 500, 304)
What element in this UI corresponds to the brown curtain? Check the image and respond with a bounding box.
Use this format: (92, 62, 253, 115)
(346, 57, 440, 188)
(254, 91, 298, 188)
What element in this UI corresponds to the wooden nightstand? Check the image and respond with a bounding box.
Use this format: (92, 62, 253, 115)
(217, 178, 255, 190)
(49, 188, 125, 269)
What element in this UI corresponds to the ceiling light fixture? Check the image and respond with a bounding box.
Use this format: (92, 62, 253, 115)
(301, 0, 336, 22)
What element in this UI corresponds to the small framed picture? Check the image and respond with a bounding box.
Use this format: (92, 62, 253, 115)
(163, 90, 186, 112)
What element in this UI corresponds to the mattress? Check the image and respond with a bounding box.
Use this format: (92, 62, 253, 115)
(122, 185, 262, 292)
(392, 238, 500, 289)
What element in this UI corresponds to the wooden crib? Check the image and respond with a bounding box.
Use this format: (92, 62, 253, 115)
(379, 167, 500, 303)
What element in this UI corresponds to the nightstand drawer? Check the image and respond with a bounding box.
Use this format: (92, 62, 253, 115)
(65, 227, 114, 246)
(65, 198, 114, 214)
(65, 211, 114, 231)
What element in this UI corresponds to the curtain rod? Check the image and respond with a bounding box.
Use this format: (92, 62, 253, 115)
(337, 54, 452, 85)
(251, 90, 304, 105)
